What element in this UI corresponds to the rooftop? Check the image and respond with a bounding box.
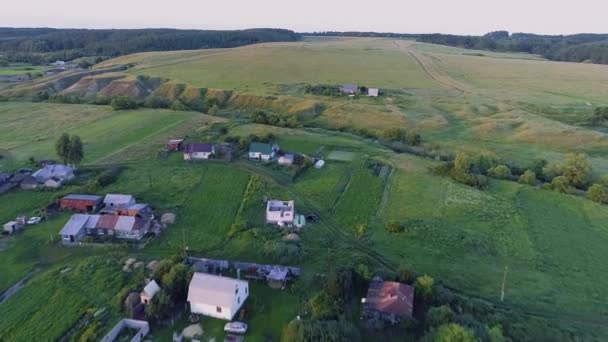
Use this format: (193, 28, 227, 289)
(188, 273, 247, 308)
(185, 143, 214, 153)
(364, 280, 414, 317)
(249, 142, 273, 155)
(143, 280, 160, 297)
(62, 194, 103, 202)
(104, 194, 134, 205)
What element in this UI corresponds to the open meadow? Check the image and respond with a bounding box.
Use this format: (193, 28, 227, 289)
(2, 37, 608, 340)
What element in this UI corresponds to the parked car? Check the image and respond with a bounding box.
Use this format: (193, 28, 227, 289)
(224, 322, 248, 334)
(27, 216, 42, 225)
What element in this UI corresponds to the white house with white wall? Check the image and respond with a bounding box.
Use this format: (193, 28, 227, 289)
(187, 273, 249, 321)
(266, 200, 295, 226)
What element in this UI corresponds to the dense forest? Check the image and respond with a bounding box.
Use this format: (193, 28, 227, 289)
(0, 28, 301, 64)
(305, 31, 419, 39)
(418, 31, 608, 64)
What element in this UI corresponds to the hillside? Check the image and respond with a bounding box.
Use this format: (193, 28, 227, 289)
(1, 37, 608, 341)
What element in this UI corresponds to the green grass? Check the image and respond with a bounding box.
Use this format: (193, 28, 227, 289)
(0, 64, 51, 76)
(0, 102, 198, 165)
(102, 38, 440, 92)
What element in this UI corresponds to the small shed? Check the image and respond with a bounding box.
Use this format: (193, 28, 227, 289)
(140, 280, 160, 305)
(368, 88, 379, 97)
(3, 221, 24, 234)
(267, 268, 288, 289)
(184, 143, 215, 160)
(20, 175, 38, 190)
(341, 84, 358, 94)
(44, 177, 64, 189)
(167, 139, 184, 151)
(278, 153, 295, 166)
(314, 160, 325, 169)
(104, 194, 135, 208)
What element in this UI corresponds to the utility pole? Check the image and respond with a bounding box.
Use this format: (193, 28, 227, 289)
(500, 266, 508, 302)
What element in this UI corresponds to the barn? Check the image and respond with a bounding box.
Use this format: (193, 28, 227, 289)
(60, 194, 103, 213)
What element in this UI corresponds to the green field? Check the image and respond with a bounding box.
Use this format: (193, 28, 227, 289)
(2, 37, 608, 341)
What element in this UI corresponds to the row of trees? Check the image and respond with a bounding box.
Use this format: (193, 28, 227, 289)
(418, 31, 608, 65)
(250, 110, 300, 128)
(0, 28, 301, 64)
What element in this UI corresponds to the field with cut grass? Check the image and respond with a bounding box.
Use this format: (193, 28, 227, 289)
(2, 37, 608, 341)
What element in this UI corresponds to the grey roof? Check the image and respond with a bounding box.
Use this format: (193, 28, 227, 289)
(63, 194, 102, 202)
(59, 214, 89, 236)
(33, 164, 74, 181)
(142, 280, 160, 297)
(342, 84, 358, 92)
(188, 273, 247, 308)
(104, 194, 134, 205)
(185, 143, 214, 153)
(249, 142, 273, 154)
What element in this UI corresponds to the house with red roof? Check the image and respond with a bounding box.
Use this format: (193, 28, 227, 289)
(362, 277, 414, 323)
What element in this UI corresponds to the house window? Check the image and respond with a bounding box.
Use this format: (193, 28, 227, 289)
(216, 306, 222, 313)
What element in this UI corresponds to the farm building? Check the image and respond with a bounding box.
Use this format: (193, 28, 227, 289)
(104, 194, 136, 208)
(101, 203, 153, 219)
(19, 175, 39, 190)
(184, 143, 215, 160)
(3, 220, 24, 234)
(60, 194, 103, 212)
(278, 153, 295, 166)
(140, 280, 160, 305)
(32, 164, 74, 183)
(341, 84, 358, 94)
(362, 277, 414, 323)
(248, 142, 277, 161)
(166, 139, 184, 151)
(187, 272, 249, 321)
(266, 200, 295, 226)
(44, 177, 64, 189)
(58, 213, 151, 244)
(368, 88, 379, 97)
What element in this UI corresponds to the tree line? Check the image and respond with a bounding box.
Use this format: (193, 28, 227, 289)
(0, 28, 301, 64)
(418, 31, 608, 65)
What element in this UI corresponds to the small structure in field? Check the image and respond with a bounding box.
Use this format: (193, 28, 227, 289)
(278, 153, 295, 166)
(187, 272, 249, 321)
(266, 200, 295, 226)
(362, 277, 414, 323)
(184, 143, 215, 160)
(248, 142, 277, 161)
(313, 159, 325, 169)
(167, 139, 184, 151)
(367, 88, 379, 97)
(267, 267, 289, 289)
(140, 279, 160, 305)
(341, 84, 358, 95)
(3, 220, 24, 234)
(60, 194, 103, 213)
(101, 319, 150, 342)
(44, 177, 64, 189)
(161, 213, 176, 225)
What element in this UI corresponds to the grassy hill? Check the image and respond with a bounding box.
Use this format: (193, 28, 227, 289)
(1, 37, 608, 340)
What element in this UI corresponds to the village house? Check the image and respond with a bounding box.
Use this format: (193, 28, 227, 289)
(341, 84, 358, 95)
(184, 143, 215, 160)
(266, 200, 295, 226)
(140, 280, 160, 305)
(60, 194, 103, 213)
(188, 272, 249, 321)
(362, 277, 415, 323)
(166, 139, 184, 151)
(58, 213, 151, 244)
(19, 175, 39, 190)
(32, 164, 74, 187)
(368, 88, 379, 97)
(278, 153, 295, 166)
(249, 142, 279, 161)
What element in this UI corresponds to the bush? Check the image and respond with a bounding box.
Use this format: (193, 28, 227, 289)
(383, 128, 421, 146)
(170, 100, 188, 111)
(111, 96, 138, 110)
(426, 323, 476, 342)
(386, 221, 405, 233)
(32, 90, 49, 102)
(426, 305, 455, 327)
(550, 176, 570, 193)
(587, 183, 608, 204)
(488, 165, 511, 179)
(415, 274, 434, 299)
(518, 170, 537, 185)
(143, 96, 170, 109)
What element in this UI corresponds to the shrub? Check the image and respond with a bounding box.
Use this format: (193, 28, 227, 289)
(111, 96, 138, 110)
(170, 100, 188, 111)
(386, 221, 405, 233)
(426, 305, 455, 327)
(587, 183, 608, 204)
(518, 170, 537, 185)
(426, 323, 476, 342)
(415, 274, 434, 299)
(488, 165, 511, 179)
(208, 104, 220, 115)
(354, 223, 368, 239)
(143, 96, 170, 109)
(550, 176, 570, 193)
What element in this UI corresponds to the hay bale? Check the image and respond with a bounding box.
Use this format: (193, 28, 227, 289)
(161, 213, 176, 225)
(283, 233, 301, 242)
(146, 260, 160, 272)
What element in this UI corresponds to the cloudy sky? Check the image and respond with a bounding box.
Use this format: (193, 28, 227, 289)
(2, 0, 607, 35)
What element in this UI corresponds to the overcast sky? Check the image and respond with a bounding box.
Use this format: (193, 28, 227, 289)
(2, 0, 607, 35)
